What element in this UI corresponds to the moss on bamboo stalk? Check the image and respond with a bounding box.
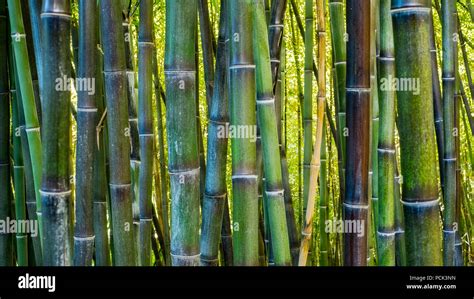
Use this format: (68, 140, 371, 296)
(391, 0, 442, 265)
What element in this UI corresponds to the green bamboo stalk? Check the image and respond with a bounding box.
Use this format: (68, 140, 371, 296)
(229, 0, 259, 266)
(73, 0, 97, 266)
(253, 0, 291, 266)
(299, 0, 326, 266)
(137, 0, 154, 266)
(369, 0, 380, 265)
(13, 68, 42, 264)
(441, 0, 457, 266)
(200, 0, 229, 267)
(394, 164, 406, 266)
(319, 123, 329, 266)
(121, 2, 140, 256)
(430, 9, 445, 192)
(301, 0, 314, 265)
(221, 198, 233, 266)
(198, 0, 215, 107)
(100, 0, 135, 266)
(268, 0, 288, 83)
(391, 0, 442, 265)
(344, 0, 370, 266)
(152, 48, 170, 266)
(165, 0, 200, 266)
(27, 0, 43, 108)
(92, 10, 111, 267)
(7, 0, 43, 251)
(278, 40, 299, 265)
(329, 0, 346, 176)
(376, 0, 396, 266)
(40, 0, 72, 266)
(10, 53, 29, 266)
(0, 0, 13, 265)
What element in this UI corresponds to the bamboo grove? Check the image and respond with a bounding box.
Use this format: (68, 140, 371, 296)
(0, 0, 472, 267)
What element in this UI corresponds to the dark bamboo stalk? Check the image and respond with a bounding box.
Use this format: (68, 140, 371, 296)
(40, 0, 72, 266)
(0, 0, 12, 265)
(74, 0, 97, 266)
(137, 0, 154, 266)
(344, 0, 370, 266)
(100, 0, 135, 266)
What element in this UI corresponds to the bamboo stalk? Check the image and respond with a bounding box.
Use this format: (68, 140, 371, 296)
(200, 0, 229, 267)
(344, 0, 370, 266)
(7, 0, 43, 251)
(376, 0, 396, 266)
(137, 0, 154, 266)
(40, 0, 72, 266)
(198, 0, 215, 107)
(100, 0, 135, 266)
(152, 48, 170, 266)
(165, 0, 200, 266)
(391, 0, 442, 265)
(441, 0, 457, 266)
(298, 0, 327, 266)
(319, 123, 329, 266)
(74, 0, 97, 266)
(229, 0, 259, 266)
(253, 0, 291, 266)
(0, 0, 13, 265)
(430, 9, 445, 192)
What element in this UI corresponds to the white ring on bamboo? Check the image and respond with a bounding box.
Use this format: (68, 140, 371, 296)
(74, 235, 96, 241)
(170, 253, 201, 259)
(229, 65, 256, 70)
(269, 24, 284, 29)
(400, 198, 439, 207)
(77, 108, 98, 112)
(168, 167, 200, 176)
(377, 231, 396, 236)
(442, 230, 456, 234)
(390, 7, 431, 14)
(265, 189, 285, 197)
(109, 183, 132, 187)
(25, 127, 40, 133)
(346, 87, 371, 93)
(39, 190, 72, 196)
(334, 61, 346, 65)
(377, 148, 396, 153)
(231, 174, 258, 180)
(342, 202, 369, 209)
(378, 57, 395, 61)
(140, 218, 153, 222)
(138, 41, 154, 46)
(40, 12, 72, 19)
